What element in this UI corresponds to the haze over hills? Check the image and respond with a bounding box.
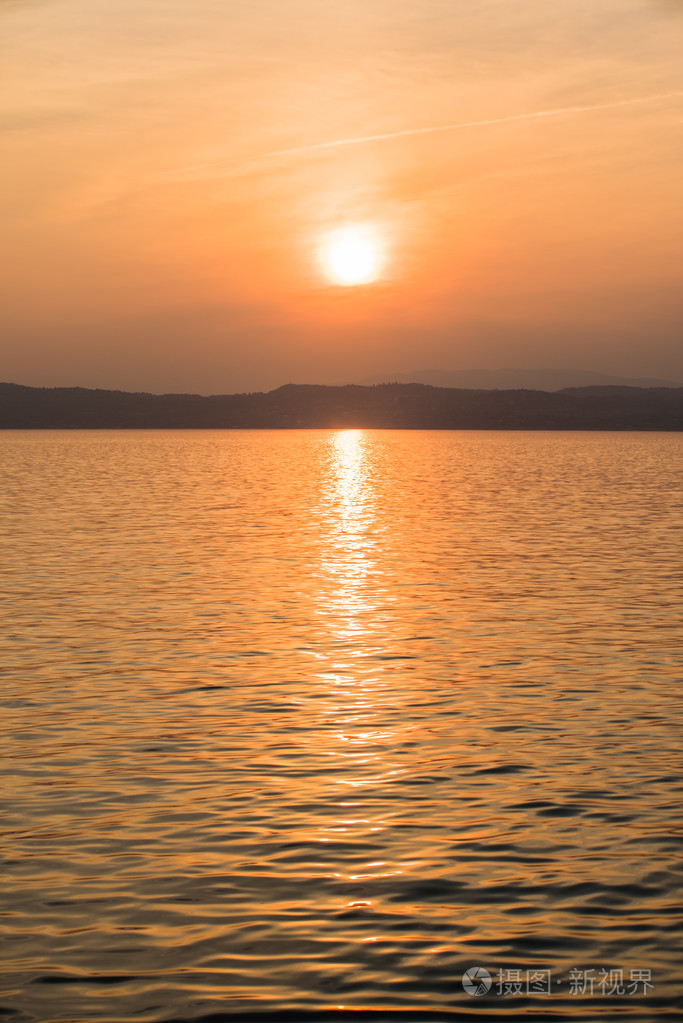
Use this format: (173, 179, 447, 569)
(359, 368, 683, 391)
(1, 381, 682, 431)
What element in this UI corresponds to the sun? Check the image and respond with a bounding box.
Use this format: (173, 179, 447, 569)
(319, 225, 383, 286)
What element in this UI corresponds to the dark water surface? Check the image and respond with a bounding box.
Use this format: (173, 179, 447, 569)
(1, 430, 681, 1022)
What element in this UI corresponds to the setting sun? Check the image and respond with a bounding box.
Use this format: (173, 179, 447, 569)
(319, 225, 383, 286)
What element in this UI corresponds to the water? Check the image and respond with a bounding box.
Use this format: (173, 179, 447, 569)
(1, 429, 681, 1023)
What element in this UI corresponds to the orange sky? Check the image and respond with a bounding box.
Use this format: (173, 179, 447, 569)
(2, 0, 682, 393)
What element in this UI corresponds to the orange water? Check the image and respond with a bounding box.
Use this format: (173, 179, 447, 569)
(1, 429, 681, 1021)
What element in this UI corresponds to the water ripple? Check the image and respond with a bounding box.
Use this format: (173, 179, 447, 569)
(1, 429, 681, 1021)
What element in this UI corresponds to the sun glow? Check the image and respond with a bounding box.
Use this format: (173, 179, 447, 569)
(319, 225, 383, 286)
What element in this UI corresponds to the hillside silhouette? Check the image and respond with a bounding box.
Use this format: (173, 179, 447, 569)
(1, 381, 681, 430)
(360, 368, 683, 390)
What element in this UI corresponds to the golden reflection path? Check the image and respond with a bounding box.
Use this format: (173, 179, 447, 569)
(301, 431, 415, 903)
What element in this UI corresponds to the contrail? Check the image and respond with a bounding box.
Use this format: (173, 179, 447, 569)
(166, 90, 682, 177)
(269, 91, 683, 157)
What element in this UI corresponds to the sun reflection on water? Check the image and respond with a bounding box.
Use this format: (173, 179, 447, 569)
(318, 429, 378, 629)
(305, 431, 412, 886)
(315, 429, 385, 686)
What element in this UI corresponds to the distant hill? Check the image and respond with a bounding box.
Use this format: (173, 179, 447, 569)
(359, 368, 683, 391)
(1, 381, 682, 430)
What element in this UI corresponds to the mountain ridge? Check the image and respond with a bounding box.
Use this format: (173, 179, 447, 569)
(1, 380, 682, 430)
(358, 368, 683, 390)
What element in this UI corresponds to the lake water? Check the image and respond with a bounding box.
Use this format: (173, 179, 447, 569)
(1, 429, 681, 1023)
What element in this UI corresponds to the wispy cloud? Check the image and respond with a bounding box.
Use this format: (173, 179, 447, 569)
(165, 90, 683, 178)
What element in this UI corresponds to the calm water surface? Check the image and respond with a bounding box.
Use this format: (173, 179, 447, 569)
(1, 430, 681, 1023)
